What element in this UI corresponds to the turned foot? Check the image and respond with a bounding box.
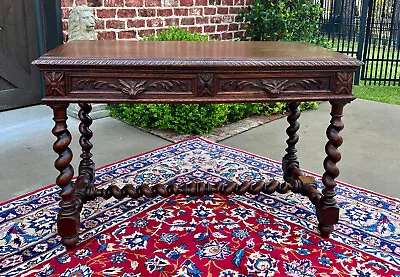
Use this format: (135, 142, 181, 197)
(316, 202, 339, 238)
(61, 235, 80, 249)
(318, 223, 335, 238)
(57, 210, 80, 248)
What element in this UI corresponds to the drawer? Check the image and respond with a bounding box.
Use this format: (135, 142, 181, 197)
(42, 71, 353, 103)
(68, 73, 196, 99)
(215, 73, 332, 97)
(67, 72, 333, 97)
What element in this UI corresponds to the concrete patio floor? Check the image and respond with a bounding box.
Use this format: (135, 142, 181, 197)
(0, 99, 399, 202)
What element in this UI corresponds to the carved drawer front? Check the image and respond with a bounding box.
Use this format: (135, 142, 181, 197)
(43, 72, 353, 102)
(216, 74, 332, 97)
(69, 74, 196, 98)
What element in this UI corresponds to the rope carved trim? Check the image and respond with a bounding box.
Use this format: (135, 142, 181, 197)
(33, 58, 362, 67)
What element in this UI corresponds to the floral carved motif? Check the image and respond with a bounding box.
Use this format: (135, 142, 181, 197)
(221, 79, 325, 95)
(118, 80, 147, 96)
(44, 72, 65, 96)
(262, 80, 294, 94)
(76, 79, 189, 96)
(197, 74, 214, 97)
(335, 72, 353, 94)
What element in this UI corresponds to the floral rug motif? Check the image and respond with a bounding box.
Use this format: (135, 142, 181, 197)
(1, 138, 399, 277)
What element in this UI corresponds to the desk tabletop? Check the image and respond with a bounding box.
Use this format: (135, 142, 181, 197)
(33, 41, 361, 68)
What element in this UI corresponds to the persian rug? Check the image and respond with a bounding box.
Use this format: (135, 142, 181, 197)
(1, 138, 399, 277)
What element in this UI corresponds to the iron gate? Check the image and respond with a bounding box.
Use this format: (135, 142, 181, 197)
(319, 0, 400, 85)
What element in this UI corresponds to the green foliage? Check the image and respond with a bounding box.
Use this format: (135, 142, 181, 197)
(109, 101, 317, 135)
(144, 26, 209, 41)
(237, 0, 325, 46)
(109, 103, 298, 135)
(108, 26, 319, 135)
(299, 101, 318, 110)
(109, 104, 228, 134)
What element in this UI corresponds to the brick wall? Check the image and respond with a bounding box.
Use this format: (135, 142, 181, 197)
(60, 0, 250, 41)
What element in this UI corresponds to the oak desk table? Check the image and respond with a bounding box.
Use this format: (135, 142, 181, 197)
(33, 41, 362, 248)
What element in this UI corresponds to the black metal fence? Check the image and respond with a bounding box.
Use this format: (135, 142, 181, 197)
(319, 0, 400, 85)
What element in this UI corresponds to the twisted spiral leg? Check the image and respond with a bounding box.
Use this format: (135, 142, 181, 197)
(317, 101, 346, 238)
(282, 102, 303, 182)
(75, 103, 95, 204)
(78, 103, 94, 181)
(51, 105, 79, 248)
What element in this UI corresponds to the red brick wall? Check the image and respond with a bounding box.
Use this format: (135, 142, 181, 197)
(60, 0, 250, 41)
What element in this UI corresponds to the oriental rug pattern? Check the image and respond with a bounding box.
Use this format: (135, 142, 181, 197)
(0, 138, 399, 277)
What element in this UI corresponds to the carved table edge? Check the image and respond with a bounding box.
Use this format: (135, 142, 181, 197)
(32, 58, 363, 68)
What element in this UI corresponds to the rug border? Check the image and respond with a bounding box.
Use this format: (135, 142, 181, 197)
(1, 136, 398, 207)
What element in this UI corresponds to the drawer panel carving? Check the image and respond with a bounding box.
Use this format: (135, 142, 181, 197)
(217, 76, 331, 97)
(40, 71, 354, 102)
(69, 75, 195, 96)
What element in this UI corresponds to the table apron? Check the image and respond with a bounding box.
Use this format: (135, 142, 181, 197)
(42, 70, 356, 104)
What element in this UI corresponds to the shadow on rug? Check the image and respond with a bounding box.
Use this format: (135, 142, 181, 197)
(1, 138, 399, 277)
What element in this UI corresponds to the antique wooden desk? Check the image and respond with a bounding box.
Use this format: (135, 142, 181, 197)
(33, 41, 362, 248)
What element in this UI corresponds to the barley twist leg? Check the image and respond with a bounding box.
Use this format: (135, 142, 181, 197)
(74, 103, 95, 204)
(317, 101, 346, 237)
(51, 104, 79, 248)
(282, 102, 304, 182)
